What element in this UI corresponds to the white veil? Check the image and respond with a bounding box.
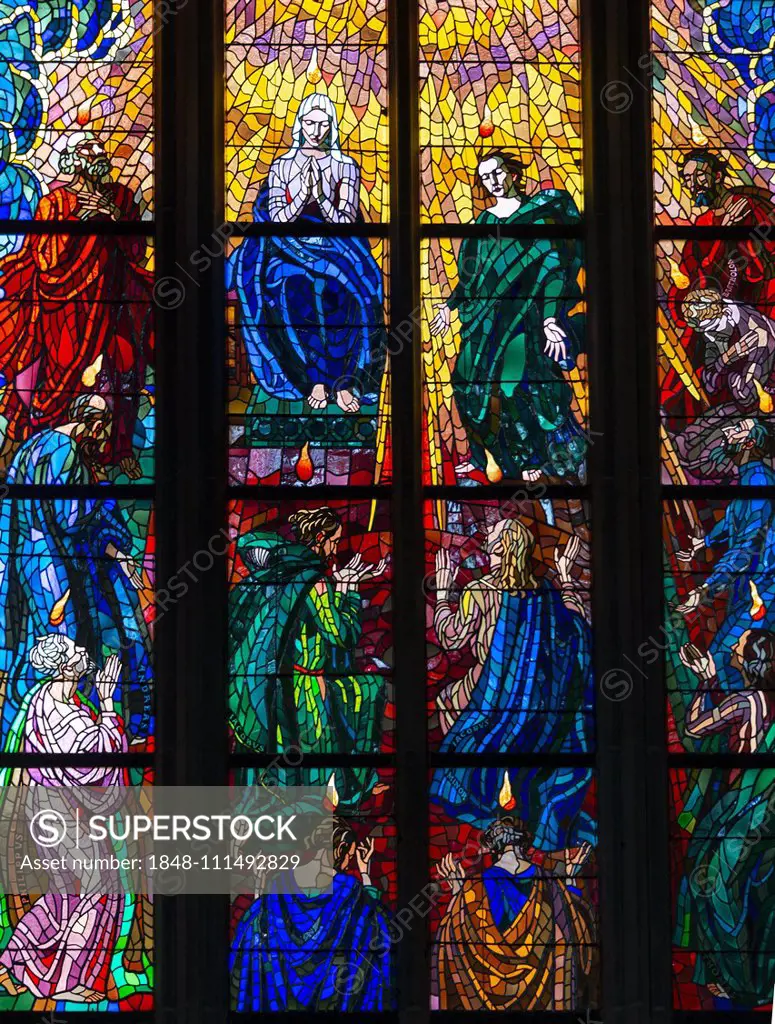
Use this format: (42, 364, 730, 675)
(290, 94, 340, 152)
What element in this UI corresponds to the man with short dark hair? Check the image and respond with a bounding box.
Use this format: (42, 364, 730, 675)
(431, 813, 594, 1010)
(230, 815, 391, 1010)
(429, 150, 586, 482)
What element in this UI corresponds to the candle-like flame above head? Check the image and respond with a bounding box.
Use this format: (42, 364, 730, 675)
(691, 123, 709, 147)
(49, 588, 71, 627)
(307, 47, 322, 84)
(325, 771, 339, 810)
(754, 379, 774, 414)
(668, 257, 691, 291)
(295, 441, 314, 482)
(750, 579, 767, 621)
(485, 448, 503, 483)
(498, 770, 516, 811)
(76, 99, 93, 127)
(479, 99, 494, 139)
(82, 353, 103, 388)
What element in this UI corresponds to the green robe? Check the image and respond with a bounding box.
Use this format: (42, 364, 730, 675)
(448, 192, 585, 478)
(228, 532, 384, 806)
(674, 762, 775, 1006)
(665, 561, 775, 1004)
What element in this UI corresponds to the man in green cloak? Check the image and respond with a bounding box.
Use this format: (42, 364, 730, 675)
(228, 506, 388, 807)
(430, 152, 586, 482)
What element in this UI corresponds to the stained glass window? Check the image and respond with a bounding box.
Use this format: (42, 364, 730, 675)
(225, 0, 596, 1009)
(426, 497, 597, 1010)
(224, 0, 396, 1006)
(225, 0, 390, 484)
(420, 0, 587, 489)
(0, 0, 155, 1009)
(653, 0, 775, 1011)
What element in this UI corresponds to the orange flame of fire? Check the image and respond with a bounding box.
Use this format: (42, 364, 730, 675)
(668, 258, 691, 291)
(750, 580, 767, 621)
(754, 379, 774, 414)
(76, 100, 93, 126)
(307, 47, 322, 84)
(49, 588, 71, 626)
(295, 441, 314, 483)
(485, 449, 503, 483)
(498, 770, 516, 811)
(479, 100, 494, 138)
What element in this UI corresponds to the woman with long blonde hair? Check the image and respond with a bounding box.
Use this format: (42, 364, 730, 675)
(431, 516, 593, 851)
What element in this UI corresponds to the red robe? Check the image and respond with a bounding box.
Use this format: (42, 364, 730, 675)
(664, 186, 775, 423)
(0, 184, 154, 464)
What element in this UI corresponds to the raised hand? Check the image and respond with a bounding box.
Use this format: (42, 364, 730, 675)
(332, 551, 365, 587)
(436, 852, 463, 895)
(429, 304, 451, 337)
(96, 654, 121, 703)
(676, 527, 704, 563)
(675, 588, 702, 616)
(435, 547, 454, 596)
(115, 552, 144, 590)
(720, 195, 750, 226)
(119, 456, 142, 480)
(566, 841, 592, 877)
(543, 317, 568, 362)
(555, 535, 581, 584)
(356, 556, 390, 582)
(355, 836, 375, 874)
(678, 642, 716, 680)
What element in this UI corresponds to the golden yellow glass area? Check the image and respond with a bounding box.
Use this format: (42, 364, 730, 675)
(225, 0, 388, 221)
(419, 0, 582, 221)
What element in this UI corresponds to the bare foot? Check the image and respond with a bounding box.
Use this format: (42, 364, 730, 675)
(307, 385, 328, 410)
(371, 783, 390, 795)
(0, 965, 25, 996)
(522, 468, 542, 483)
(67, 985, 104, 1003)
(335, 389, 360, 413)
(455, 461, 476, 477)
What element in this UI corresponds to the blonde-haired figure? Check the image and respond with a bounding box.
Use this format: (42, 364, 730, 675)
(431, 519, 594, 850)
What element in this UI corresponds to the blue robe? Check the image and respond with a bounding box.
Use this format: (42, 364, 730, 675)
(430, 587, 595, 849)
(0, 428, 152, 742)
(230, 872, 392, 1011)
(229, 187, 383, 401)
(703, 460, 775, 688)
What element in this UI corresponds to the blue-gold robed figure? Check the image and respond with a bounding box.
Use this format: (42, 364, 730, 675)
(431, 585, 595, 850)
(0, 423, 152, 743)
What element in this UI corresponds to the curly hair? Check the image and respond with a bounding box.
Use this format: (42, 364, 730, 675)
(742, 629, 775, 692)
(332, 816, 358, 869)
(288, 507, 342, 547)
(29, 634, 71, 675)
(494, 519, 537, 592)
(57, 132, 95, 176)
(682, 288, 725, 325)
(681, 148, 728, 180)
(69, 393, 110, 427)
(481, 815, 533, 856)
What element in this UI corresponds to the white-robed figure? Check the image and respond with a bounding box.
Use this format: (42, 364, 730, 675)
(230, 94, 384, 413)
(0, 635, 150, 1005)
(267, 93, 360, 229)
